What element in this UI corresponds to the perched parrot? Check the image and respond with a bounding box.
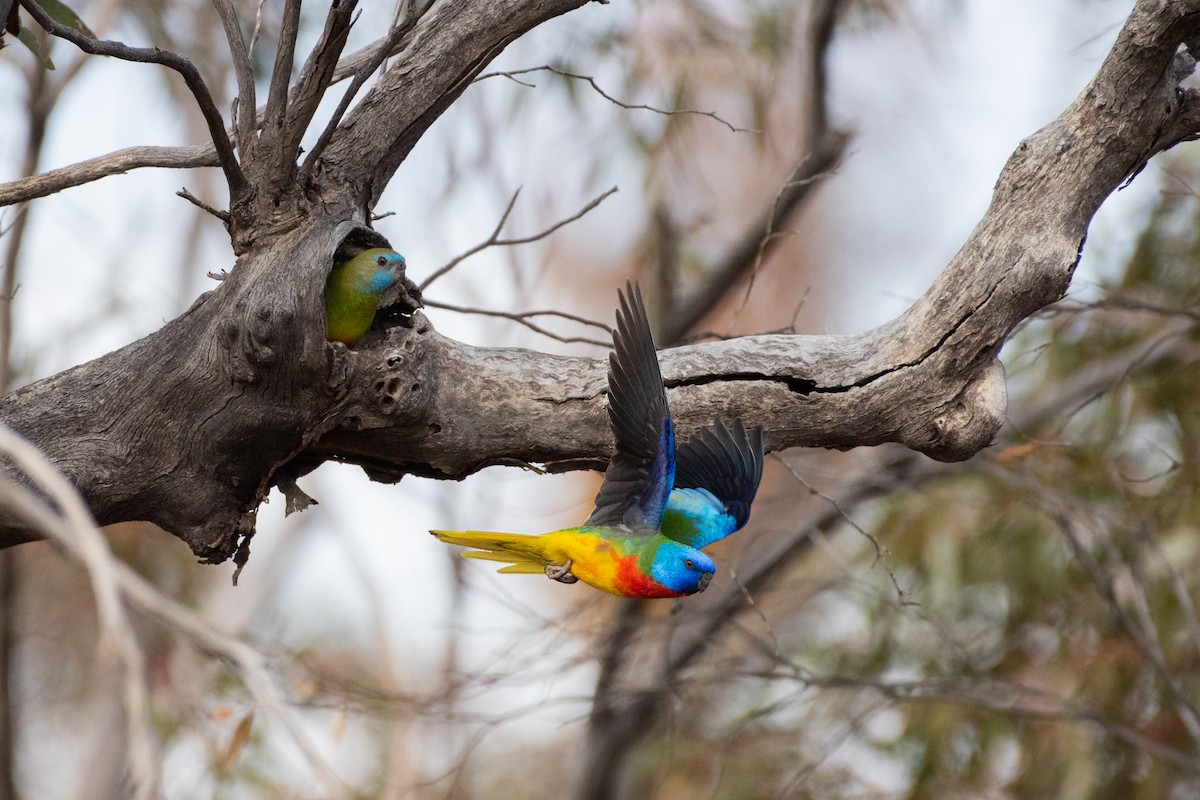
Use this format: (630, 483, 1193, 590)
(324, 248, 406, 346)
(432, 282, 764, 599)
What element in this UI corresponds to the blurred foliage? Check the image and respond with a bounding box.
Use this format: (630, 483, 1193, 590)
(572, 148, 1200, 799)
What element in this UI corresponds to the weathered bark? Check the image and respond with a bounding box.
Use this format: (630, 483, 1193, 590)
(1, 0, 1199, 569)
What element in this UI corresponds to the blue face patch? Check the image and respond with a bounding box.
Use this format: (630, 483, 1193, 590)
(650, 540, 716, 595)
(365, 268, 399, 294)
(361, 253, 405, 294)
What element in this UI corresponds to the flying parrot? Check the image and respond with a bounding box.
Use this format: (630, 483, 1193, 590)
(324, 248, 406, 346)
(432, 282, 764, 599)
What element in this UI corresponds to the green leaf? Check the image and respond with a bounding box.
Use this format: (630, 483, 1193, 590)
(31, 0, 95, 38)
(15, 28, 54, 70)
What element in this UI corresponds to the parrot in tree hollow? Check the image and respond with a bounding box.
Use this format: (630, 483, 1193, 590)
(324, 248, 406, 346)
(431, 281, 764, 599)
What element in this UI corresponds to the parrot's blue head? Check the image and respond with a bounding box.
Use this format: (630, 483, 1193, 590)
(650, 540, 715, 595)
(361, 250, 406, 295)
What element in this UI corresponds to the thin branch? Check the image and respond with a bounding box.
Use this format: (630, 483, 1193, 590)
(772, 453, 911, 604)
(17, 0, 248, 198)
(659, 0, 848, 345)
(287, 0, 360, 140)
(750, 663, 1200, 774)
(0, 424, 352, 797)
(0, 145, 221, 207)
(247, 0, 266, 60)
(302, 15, 414, 179)
(261, 0, 303, 161)
(419, 186, 619, 291)
(423, 299, 612, 347)
(210, 0, 258, 166)
(475, 66, 755, 135)
(1048, 294, 1200, 322)
(0, 426, 158, 798)
(176, 187, 231, 223)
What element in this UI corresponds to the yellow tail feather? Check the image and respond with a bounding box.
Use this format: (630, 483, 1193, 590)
(461, 550, 527, 564)
(430, 529, 568, 575)
(497, 563, 549, 574)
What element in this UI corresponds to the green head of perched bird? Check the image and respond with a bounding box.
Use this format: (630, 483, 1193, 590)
(324, 247, 406, 346)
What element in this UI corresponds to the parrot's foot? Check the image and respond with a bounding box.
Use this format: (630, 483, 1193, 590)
(545, 560, 578, 584)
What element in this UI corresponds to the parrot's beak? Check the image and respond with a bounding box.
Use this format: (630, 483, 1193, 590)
(696, 571, 713, 593)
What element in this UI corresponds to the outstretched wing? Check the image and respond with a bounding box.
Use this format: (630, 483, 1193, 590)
(663, 419, 764, 549)
(584, 282, 675, 531)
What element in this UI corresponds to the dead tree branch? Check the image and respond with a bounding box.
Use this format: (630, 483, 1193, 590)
(17, 0, 248, 198)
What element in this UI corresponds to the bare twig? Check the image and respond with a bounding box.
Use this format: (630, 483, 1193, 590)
(749, 662, 1200, 774)
(419, 186, 618, 291)
(177, 187, 231, 223)
(475, 66, 755, 134)
(659, 0, 848, 345)
(247, 0, 266, 59)
(17, 0, 248, 198)
(1047, 294, 1200, 322)
(772, 454, 911, 604)
(423, 299, 611, 347)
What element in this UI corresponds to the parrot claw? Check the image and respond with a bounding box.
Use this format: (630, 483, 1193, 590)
(545, 560, 578, 584)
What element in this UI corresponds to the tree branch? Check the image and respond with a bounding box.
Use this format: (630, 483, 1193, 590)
(16, 0, 248, 199)
(282, 0, 358, 180)
(210, 0, 258, 167)
(422, 299, 612, 348)
(474, 65, 755, 134)
(0, 145, 221, 206)
(660, 0, 848, 344)
(256, 0, 302, 188)
(320, 0, 590, 208)
(418, 186, 619, 291)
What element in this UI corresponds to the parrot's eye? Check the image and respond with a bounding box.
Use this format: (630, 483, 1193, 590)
(375, 255, 389, 267)
(684, 559, 695, 570)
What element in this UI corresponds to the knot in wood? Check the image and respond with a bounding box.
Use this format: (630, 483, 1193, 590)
(921, 360, 1008, 462)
